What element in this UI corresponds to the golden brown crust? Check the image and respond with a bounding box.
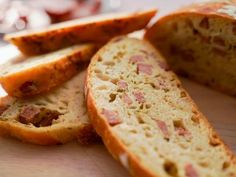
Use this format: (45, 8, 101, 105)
(5, 10, 157, 55)
(0, 121, 60, 145)
(86, 36, 236, 177)
(0, 119, 96, 145)
(0, 44, 98, 97)
(86, 91, 157, 177)
(145, 1, 236, 41)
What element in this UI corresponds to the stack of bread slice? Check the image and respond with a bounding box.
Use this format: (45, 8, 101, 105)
(0, 3, 236, 177)
(0, 10, 156, 145)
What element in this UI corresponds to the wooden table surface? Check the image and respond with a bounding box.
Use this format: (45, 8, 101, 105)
(0, 1, 235, 177)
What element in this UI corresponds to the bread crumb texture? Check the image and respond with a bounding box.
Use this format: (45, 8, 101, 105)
(145, 1, 236, 96)
(88, 37, 236, 177)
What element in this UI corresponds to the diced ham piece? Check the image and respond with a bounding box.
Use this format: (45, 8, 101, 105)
(19, 106, 41, 125)
(156, 120, 170, 140)
(185, 164, 199, 177)
(175, 127, 191, 137)
(122, 93, 132, 106)
(117, 80, 128, 90)
(129, 55, 145, 64)
(19, 106, 60, 127)
(139, 49, 149, 55)
(137, 63, 153, 75)
(102, 108, 122, 126)
(158, 60, 171, 71)
(133, 91, 145, 104)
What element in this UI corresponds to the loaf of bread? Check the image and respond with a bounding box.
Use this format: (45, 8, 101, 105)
(86, 36, 236, 177)
(0, 44, 97, 97)
(4, 9, 156, 55)
(0, 68, 96, 145)
(145, 0, 236, 96)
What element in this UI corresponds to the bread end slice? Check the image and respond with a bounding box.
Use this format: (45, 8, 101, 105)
(4, 9, 157, 55)
(0, 44, 98, 97)
(145, 1, 236, 96)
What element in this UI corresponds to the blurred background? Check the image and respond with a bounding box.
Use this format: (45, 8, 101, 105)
(0, 0, 201, 46)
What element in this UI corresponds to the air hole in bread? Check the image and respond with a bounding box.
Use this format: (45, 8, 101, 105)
(103, 61, 115, 66)
(145, 104, 152, 109)
(150, 83, 156, 89)
(145, 131, 153, 138)
(195, 146, 203, 151)
(178, 142, 188, 149)
(109, 93, 117, 102)
(173, 120, 191, 137)
(129, 106, 137, 109)
(137, 115, 145, 124)
(129, 129, 137, 134)
(34, 102, 47, 106)
(96, 73, 110, 81)
(97, 85, 108, 90)
(111, 78, 119, 85)
(59, 106, 66, 111)
(163, 160, 178, 177)
(198, 161, 209, 168)
(180, 91, 187, 98)
(45, 97, 54, 104)
(97, 56, 102, 62)
(61, 100, 69, 106)
(139, 104, 144, 110)
(209, 133, 221, 146)
(94, 69, 102, 74)
(145, 125, 152, 131)
(222, 161, 230, 170)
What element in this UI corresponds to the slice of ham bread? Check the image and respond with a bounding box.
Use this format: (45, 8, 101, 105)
(0, 44, 97, 97)
(0, 68, 97, 145)
(4, 9, 156, 55)
(86, 36, 236, 177)
(145, 0, 236, 96)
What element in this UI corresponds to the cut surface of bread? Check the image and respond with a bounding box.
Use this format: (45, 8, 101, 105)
(145, 0, 236, 96)
(86, 36, 236, 177)
(0, 44, 97, 97)
(0, 69, 96, 145)
(4, 9, 156, 55)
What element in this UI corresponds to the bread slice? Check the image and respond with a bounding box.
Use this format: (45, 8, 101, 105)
(4, 9, 156, 55)
(0, 44, 97, 97)
(0, 68, 97, 145)
(145, 1, 236, 96)
(86, 36, 236, 177)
